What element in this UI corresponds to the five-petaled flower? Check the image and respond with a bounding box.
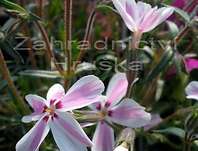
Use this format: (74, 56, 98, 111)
(186, 81, 198, 101)
(16, 75, 104, 151)
(88, 73, 151, 151)
(112, 0, 174, 34)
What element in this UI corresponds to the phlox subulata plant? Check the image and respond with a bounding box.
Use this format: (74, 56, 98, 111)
(0, 0, 197, 151)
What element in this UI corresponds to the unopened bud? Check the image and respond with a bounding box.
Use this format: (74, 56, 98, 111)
(116, 128, 136, 151)
(118, 128, 136, 144)
(114, 142, 128, 151)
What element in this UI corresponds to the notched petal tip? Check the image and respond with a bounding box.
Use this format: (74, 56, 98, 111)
(46, 83, 65, 102)
(109, 99, 151, 128)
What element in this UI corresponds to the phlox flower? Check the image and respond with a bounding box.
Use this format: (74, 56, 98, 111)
(186, 81, 198, 101)
(16, 75, 104, 151)
(165, 56, 198, 80)
(112, 0, 174, 33)
(172, 0, 186, 9)
(88, 73, 151, 151)
(172, 0, 197, 13)
(144, 114, 162, 131)
(185, 58, 198, 73)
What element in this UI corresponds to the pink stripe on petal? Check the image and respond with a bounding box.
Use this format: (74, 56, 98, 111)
(92, 122, 114, 151)
(46, 84, 65, 106)
(59, 75, 104, 111)
(125, 0, 138, 21)
(16, 117, 50, 151)
(25, 95, 46, 113)
(142, 7, 174, 33)
(106, 73, 128, 107)
(112, 0, 137, 32)
(52, 112, 93, 147)
(136, 1, 152, 25)
(139, 7, 159, 32)
(109, 99, 151, 128)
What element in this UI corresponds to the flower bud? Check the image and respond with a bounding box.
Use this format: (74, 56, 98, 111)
(114, 142, 128, 151)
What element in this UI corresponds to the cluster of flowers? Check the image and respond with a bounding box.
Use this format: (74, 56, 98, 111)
(17, 73, 198, 151)
(16, 0, 198, 151)
(16, 73, 151, 151)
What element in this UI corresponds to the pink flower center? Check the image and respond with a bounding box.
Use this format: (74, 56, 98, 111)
(98, 104, 113, 120)
(42, 99, 60, 122)
(45, 107, 55, 115)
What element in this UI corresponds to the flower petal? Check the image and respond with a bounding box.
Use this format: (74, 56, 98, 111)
(141, 7, 174, 33)
(144, 114, 162, 131)
(46, 84, 65, 106)
(106, 73, 128, 107)
(58, 75, 104, 111)
(49, 112, 93, 151)
(185, 58, 198, 73)
(112, 0, 137, 32)
(25, 95, 46, 112)
(125, 0, 138, 21)
(185, 81, 198, 100)
(89, 96, 106, 111)
(138, 6, 159, 32)
(16, 117, 50, 151)
(23, 95, 46, 123)
(92, 122, 114, 151)
(136, 1, 152, 25)
(109, 99, 151, 128)
(22, 113, 45, 123)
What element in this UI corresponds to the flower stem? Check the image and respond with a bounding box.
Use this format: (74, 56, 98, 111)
(183, 140, 192, 151)
(0, 49, 29, 114)
(19, 0, 25, 5)
(74, 2, 96, 68)
(36, 0, 43, 18)
(174, 25, 190, 46)
(126, 31, 142, 97)
(147, 106, 194, 131)
(64, 0, 73, 76)
(34, 21, 64, 76)
(24, 25, 37, 69)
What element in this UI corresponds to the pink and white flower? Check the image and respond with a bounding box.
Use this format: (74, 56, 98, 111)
(16, 75, 105, 151)
(112, 0, 174, 33)
(89, 73, 151, 151)
(144, 114, 162, 131)
(186, 81, 198, 101)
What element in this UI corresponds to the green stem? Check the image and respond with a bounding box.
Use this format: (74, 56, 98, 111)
(183, 141, 192, 151)
(148, 106, 194, 131)
(126, 31, 142, 97)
